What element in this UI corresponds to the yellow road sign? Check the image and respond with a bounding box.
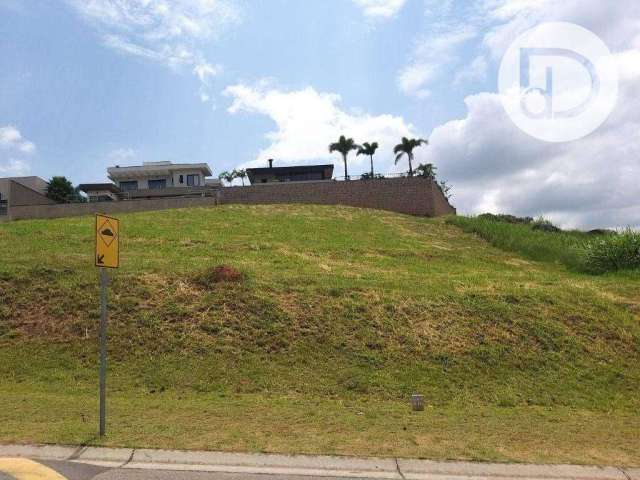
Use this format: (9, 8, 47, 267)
(95, 214, 120, 268)
(0, 458, 68, 480)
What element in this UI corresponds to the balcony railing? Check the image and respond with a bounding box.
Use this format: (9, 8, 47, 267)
(115, 186, 218, 201)
(332, 172, 413, 181)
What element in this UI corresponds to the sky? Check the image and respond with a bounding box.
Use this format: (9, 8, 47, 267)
(0, 0, 639, 229)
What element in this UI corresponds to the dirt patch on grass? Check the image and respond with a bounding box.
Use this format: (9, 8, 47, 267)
(194, 265, 244, 288)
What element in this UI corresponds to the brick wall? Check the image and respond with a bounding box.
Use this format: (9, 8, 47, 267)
(220, 177, 456, 217)
(5, 177, 455, 221)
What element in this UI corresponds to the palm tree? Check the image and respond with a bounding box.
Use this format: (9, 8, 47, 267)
(218, 171, 235, 186)
(393, 137, 428, 176)
(415, 163, 437, 179)
(356, 142, 379, 178)
(233, 168, 248, 186)
(329, 135, 359, 180)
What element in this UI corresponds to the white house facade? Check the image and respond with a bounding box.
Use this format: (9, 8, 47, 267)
(107, 161, 213, 192)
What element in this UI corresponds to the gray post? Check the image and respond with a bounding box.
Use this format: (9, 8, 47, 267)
(99, 268, 109, 436)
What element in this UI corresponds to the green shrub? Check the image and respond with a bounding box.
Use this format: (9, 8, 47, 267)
(531, 218, 562, 233)
(477, 213, 534, 224)
(586, 229, 618, 236)
(584, 229, 640, 273)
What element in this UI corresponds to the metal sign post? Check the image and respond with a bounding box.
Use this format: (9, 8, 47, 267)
(94, 213, 120, 437)
(99, 267, 109, 436)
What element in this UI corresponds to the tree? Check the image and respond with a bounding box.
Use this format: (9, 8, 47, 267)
(416, 163, 453, 200)
(393, 137, 428, 176)
(356, 142, 379, 178)
(46, 176, 75, 203)
(329, 135, 359, 180)
(233, 169, 248, 186)
(415, 163, 437, 179)
(218, 171, 235, 186)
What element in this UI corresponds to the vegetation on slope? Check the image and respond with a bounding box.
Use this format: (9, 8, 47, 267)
(0, 205, 639, 464)
(448, 214, 640, 273)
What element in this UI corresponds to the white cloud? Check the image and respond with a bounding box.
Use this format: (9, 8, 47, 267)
(67, 0, 241, 102)
(482, 0, 640, 58)
(397, 63, 436, 98)
(0, 158, 30, 176)
(393, 0, 640, 228)
(107, 147, 136, 163)
(69, 0, 241, 42)
(0, 126, 35, 176)
(193, 61, 221, 83)
(224, 81, 419, 177)
(399, 0, 640, 97)
(193, 61, 222, 103)
(453, 55, 488, 85)
(353, 0, 406, 19)
(0, 126, 35, 154)
(420, 50, 640, 229)
(398, 1, 481, 97)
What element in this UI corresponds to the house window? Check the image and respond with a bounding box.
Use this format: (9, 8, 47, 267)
(148, 179, 167, 190)
(179, 175, 184, 184)
(186, 174, 200, 186)
(119, 181, 138, 192)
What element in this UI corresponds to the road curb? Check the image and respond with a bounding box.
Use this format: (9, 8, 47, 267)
(127, 448, 399, 479)
(0, 444, 634, 480)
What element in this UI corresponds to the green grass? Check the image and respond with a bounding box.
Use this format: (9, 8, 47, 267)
(0, 205, 639, 465)
(447, 215, 640, 274)
(447, 216, 595, 271)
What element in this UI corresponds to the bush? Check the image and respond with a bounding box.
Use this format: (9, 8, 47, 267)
(584, 229, 640, 273)
(531, 218, 562, 233)
(477, 213, 534, 225)
(360, 173, 385, 180)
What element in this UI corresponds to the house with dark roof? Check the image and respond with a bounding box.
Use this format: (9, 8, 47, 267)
(246, 159, 334, 184)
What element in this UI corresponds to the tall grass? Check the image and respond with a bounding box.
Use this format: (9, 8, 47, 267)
(447, 215, 640, 274)
(584, 229, 640, 273)
(447, 216, 589, 270)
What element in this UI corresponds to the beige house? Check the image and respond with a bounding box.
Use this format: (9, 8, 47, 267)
(0, 176, 54, 218)
(0, 176, 48, 201)
(107, 161, 213, 192)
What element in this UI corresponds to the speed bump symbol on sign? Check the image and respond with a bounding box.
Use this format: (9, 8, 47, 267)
(95, 214, 120, 268)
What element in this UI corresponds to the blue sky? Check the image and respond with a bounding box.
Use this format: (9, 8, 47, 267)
(1, 0, 639, 228)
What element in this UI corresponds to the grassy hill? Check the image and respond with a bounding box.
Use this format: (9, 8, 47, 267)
(0, 204, 639, 465)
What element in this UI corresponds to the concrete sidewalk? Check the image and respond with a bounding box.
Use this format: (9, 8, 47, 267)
(0, 444, 637, 480)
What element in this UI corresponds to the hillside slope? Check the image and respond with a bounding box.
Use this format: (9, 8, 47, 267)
(0, 205, 639, 464)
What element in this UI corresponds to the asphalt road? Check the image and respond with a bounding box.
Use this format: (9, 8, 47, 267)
(0, 458, 373, 480)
